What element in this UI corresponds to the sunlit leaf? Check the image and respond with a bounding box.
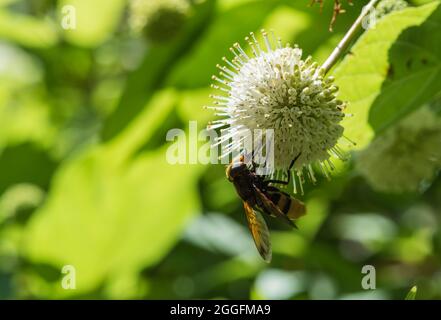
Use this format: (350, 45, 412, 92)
(166, 0, 278, 89)
(0, 0, 18, 6)
(23, 90, 203, 297)
(101, 0, 216, 141)
(0, 10, 58, 48)
(369, 3, 441, 132)
(253, 269, 306, 300)
(405, 285, 417, 300)
(334, 2, 440, 148)
(58, 0, 125, 47)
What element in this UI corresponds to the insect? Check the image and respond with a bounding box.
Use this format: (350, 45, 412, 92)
(226, 153, 306, 262)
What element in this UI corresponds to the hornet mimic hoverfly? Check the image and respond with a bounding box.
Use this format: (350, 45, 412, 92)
(226, 153, 306, 262)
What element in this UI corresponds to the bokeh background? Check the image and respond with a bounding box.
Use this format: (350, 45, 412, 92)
(0, 0, 440, 299)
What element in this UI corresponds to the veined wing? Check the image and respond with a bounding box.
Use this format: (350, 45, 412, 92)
(253, 184, 297, 228)
(243, 201, 272, 262)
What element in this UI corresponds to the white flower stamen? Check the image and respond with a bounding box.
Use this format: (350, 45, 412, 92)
(208, 30, 349, 193)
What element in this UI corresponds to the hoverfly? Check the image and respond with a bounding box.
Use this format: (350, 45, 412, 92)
(226, 153, 306, 262)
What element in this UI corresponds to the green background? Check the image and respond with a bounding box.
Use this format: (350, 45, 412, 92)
(0, 0, 440, 299)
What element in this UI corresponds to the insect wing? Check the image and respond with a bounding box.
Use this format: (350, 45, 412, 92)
(253, 185, 297, 228)
(243, 201, 272, 262)
(267, 189, 306, 220)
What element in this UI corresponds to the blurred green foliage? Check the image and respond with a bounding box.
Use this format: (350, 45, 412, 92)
(0, 0, 440, 300)
(405, 285, 417, 299)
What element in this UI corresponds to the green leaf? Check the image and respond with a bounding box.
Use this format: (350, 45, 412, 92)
(0, 143, 57, 195)
(101, 0, 216, 141)
(0, 96, 54, 148)
(369, 3, 441, 133)
(0, 0, 18, 7)
(167, 0, 365, 89)
(22, 90, 203, 297)
(166, 0, 278, 89)
(24, 148, 201, 297)
(58, 0, 126, 47)
(0, 10, 58, 48)
(0, 43, 56, 151)
(334, 2, 440, 148)
(405, 286, 417, 300)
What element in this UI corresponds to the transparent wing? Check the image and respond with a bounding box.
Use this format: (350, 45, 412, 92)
(243, 201, 272, 262)
(253, 185, 297, 228)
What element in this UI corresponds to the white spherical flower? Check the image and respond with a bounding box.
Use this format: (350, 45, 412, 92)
(356, 107, 441, 193)
(207, 31, 348, 193)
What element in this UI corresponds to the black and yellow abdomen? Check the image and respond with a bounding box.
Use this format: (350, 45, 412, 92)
(268, 191, 306, 220)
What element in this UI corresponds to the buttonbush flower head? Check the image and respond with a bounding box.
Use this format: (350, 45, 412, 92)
(128, 0, 190, 42)
(356, 107, 441, 193)
(207, 31, 349, 193)
(375, 0, 408, 20)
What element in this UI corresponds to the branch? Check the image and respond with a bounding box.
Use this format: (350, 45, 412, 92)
(322, 0, 380, 74)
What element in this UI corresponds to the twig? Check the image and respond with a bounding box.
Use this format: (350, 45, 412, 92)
(310, 0, 353, 30)
(322, 0, 380, 74)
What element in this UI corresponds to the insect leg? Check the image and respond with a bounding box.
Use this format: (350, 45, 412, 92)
(263, 176, 290, 186)
(263, 153, 301, 186)
(249, 143, 267, 173)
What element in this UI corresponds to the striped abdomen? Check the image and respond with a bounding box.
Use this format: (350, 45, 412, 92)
(268, 191, 306, 220)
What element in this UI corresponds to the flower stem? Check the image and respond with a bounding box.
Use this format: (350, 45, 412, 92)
(322, 0, 380, 74)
